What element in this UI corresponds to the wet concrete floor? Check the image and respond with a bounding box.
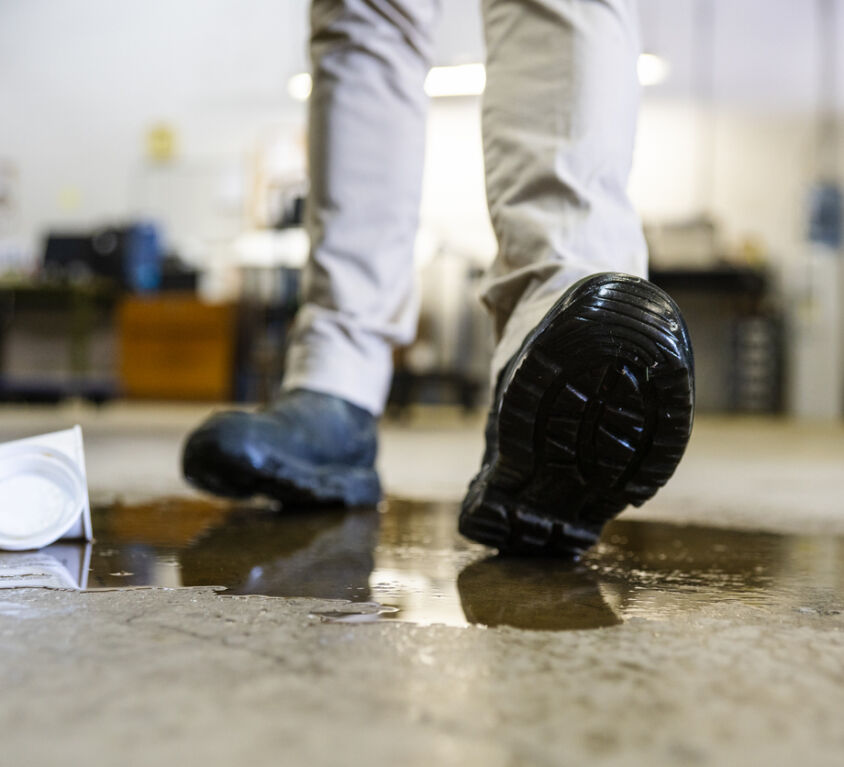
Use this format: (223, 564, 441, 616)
(5, 497, 841, 631)
(2, 496, 844, 766)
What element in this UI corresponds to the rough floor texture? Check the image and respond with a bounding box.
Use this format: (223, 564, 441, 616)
(1, 405, 843, 765)
(1, 587, 842, 767)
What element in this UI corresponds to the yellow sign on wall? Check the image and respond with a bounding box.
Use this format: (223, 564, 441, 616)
(146, 123, 177, 163)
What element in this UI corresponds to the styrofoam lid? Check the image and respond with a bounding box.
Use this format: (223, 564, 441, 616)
(0, 446, 86, 551)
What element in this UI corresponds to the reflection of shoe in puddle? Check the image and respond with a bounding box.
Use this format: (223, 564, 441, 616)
(457, 556, 621, 631)
(179, 507, 379, 602)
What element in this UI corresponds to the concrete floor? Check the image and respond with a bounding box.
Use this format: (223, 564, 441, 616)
(1, 404, 843, 766)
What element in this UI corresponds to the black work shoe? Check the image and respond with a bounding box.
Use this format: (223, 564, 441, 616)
(182, 389, 381, 507)
(459, 272, 695, 557)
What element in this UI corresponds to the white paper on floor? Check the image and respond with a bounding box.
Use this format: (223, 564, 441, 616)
(0, 426, 92, 551)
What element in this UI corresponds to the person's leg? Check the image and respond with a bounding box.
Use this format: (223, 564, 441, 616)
(480, 0, 647, 380)
(460, 0, 695, 555)
(182, 0, 439, 506)
(283, 0, 440, 416)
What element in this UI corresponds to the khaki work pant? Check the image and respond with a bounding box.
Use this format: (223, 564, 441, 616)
(283, 0, 647, 415)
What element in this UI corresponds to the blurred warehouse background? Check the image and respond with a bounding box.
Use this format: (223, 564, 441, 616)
(0, 0, 842, 418)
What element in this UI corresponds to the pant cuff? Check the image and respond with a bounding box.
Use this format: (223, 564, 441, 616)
(282, 315, 394, 417)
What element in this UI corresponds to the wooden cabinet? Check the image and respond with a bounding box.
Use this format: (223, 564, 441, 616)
(118, 294, 235, 401)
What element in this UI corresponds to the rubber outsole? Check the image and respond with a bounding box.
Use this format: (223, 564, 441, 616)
(459, 273, 695, 557)
(182, 426, 381, 508)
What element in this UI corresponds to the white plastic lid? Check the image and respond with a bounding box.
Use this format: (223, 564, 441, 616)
(0, 446, 86, 551)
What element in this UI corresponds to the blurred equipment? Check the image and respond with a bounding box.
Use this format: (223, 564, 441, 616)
(645, 216, 722, 270)
(645, 214, 785, 413)
(44, 222, 163, 293)
(159, 254, 200, 292)
(786, 248, 842, 419)
(234, 265, 300, 403)
(0, 161, 20, 242)
(808, 180, 843, 250)
(0, 281, 118, 402)
(229, 229, 308, 402)
(788, 0, 844, 419)
(651, 266, 784, 414)
(729, 316, 784, 413)
(390, 247, 490, 412)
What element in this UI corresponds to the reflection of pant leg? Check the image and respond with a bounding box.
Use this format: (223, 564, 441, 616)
(282, 0, 440, 416)
(480, 0, 647, 382)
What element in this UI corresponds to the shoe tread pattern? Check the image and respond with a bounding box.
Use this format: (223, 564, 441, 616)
(460, 274, 694, 556)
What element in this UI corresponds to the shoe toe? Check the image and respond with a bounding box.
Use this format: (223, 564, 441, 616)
(182, 411, 260, 497)
(180, 399, 382, 507)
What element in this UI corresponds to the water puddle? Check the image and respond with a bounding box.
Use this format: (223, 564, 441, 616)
(1, 497, 842, 630)
(310, 604, 401, 624)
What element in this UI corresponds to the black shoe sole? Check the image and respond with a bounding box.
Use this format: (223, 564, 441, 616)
(182, 424, 381, 508)
(459, 273, 695, 557)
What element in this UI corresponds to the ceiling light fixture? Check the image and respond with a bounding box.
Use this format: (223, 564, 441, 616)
(289, 55, 666, 102)
(424, 63, 486, 98)
(287, 72, 313, 102)
(638, 53, 670, 86)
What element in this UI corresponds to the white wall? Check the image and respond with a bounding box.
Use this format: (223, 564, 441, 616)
(631, 102, 818, 268)
(420, 96, 826, 278)
(0, 0, 310, 257)
(420, 100, 495, 263)
(1, 0, 841, 278)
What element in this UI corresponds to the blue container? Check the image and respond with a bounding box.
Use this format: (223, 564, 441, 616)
(124, 222, 162, 293)
(808, 180, 843, 250)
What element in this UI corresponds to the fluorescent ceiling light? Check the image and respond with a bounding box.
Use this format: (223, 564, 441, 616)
(425, 63, 486, 98)
(290, 56, 665, 101)
(287, 72, 312, 102)
(638, 53, 670, 86)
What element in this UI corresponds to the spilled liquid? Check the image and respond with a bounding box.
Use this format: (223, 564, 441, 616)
(2, 497, 843, 630)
